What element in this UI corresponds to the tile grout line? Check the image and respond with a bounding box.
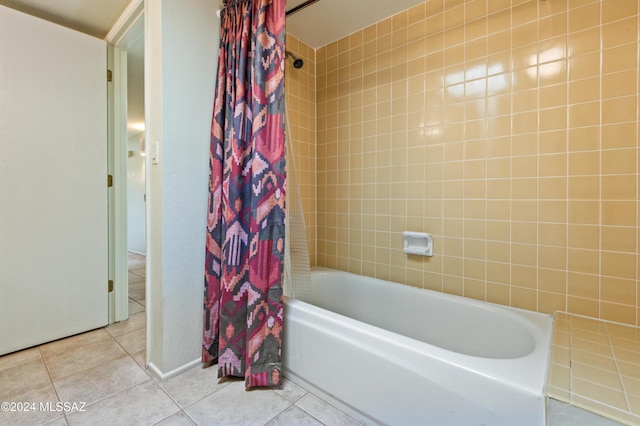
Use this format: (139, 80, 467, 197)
(37, 346, 68, 425)
(148, 374, 194, 426)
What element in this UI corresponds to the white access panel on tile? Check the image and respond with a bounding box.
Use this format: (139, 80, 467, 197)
(0, 5, 108, 355)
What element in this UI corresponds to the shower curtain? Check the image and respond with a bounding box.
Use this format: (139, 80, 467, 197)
(203, 0, 286, 388)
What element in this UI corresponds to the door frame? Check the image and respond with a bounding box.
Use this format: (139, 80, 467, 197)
(107, 0, 145, 323)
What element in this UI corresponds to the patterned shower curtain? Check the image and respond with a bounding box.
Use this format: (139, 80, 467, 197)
(203, 0, 286, 388)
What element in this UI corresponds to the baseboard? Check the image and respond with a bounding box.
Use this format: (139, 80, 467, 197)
(147, 358, 201, 381)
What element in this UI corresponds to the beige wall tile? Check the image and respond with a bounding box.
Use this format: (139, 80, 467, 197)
(540, 246, 567, 271)
(602, 226, 636, 253)
(538, 268, 567, 294)
(568, 272, 599, 299)
(512, 286, 537, 311)
(312, 0, 640, 326)
(601, 276, 636, 305)
(568, 296, 599, 318)
(539, 200, 567, 223)
(539, 291, 567, 315)
(602, 251, 637, 280)
(601, 302, 637, 326)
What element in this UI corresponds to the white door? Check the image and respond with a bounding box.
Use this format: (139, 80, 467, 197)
(0, 6, 108, 355)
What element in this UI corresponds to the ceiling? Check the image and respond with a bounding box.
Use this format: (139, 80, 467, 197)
(286, 0, 427, 49)
(0, 0, 426, 140)
(0, 0, 427, 48)
(0, 0, 131, 39)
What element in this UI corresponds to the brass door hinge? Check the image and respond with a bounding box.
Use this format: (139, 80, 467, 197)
(107, 174, 113, 187)
(108, 280, 114, 293)
(107, 69, 113, 82)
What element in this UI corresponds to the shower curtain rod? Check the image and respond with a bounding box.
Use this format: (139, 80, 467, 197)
(286, 0, 319, 16)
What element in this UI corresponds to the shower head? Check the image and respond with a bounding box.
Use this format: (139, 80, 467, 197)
(286, 50, 304, 69)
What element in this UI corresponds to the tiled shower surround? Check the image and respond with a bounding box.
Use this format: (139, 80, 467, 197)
(285, 35, 317, 265)
(286, 0, 640, 327)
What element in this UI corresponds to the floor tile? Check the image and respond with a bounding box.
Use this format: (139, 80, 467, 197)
(43, 338, 127, 381)
(105, 311, 146, 337)
(266, 405, 324, 426)
(129, 287, 146, 302)
(0, 347, 41, 372)
(128, 272, 145, 284)
(154, 411, 197, 426)
(53, 354, 149, 405)
(158, 364, 229, 408)
(0, 358, 51, 400)
(43, 418, 68, 426)
(131, 349, 146, 368)
(129, 253, 143, 269)
(295, 393, 361, 426)
(66, 380, 179, 426)
(114, 328, 146, 355)
(129, 299, 146, 315)
(129, 281, 145, 293)
(39, 329, 112, 360)
(0, 382, 61, 426)
(128, 254, 146, 267)
(184, 380, 291, 426)
(273, 379, 307, 404)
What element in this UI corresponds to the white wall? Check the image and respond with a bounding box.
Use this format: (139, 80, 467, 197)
(127, 134, 146, 254)
(144, 0, 219, 377)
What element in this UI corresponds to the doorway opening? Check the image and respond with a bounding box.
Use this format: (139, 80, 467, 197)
(125, 33, 146, 317)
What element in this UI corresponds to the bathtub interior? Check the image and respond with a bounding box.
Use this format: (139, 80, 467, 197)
(309, 268, 547, 359)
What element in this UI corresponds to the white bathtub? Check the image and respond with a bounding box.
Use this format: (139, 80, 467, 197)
(283, 268, 554, 425)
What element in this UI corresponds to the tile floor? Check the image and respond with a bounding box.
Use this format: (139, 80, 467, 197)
(0, 253, 637, 425)
(548, 313, 640, 425)
(0, 253, 360, 426)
